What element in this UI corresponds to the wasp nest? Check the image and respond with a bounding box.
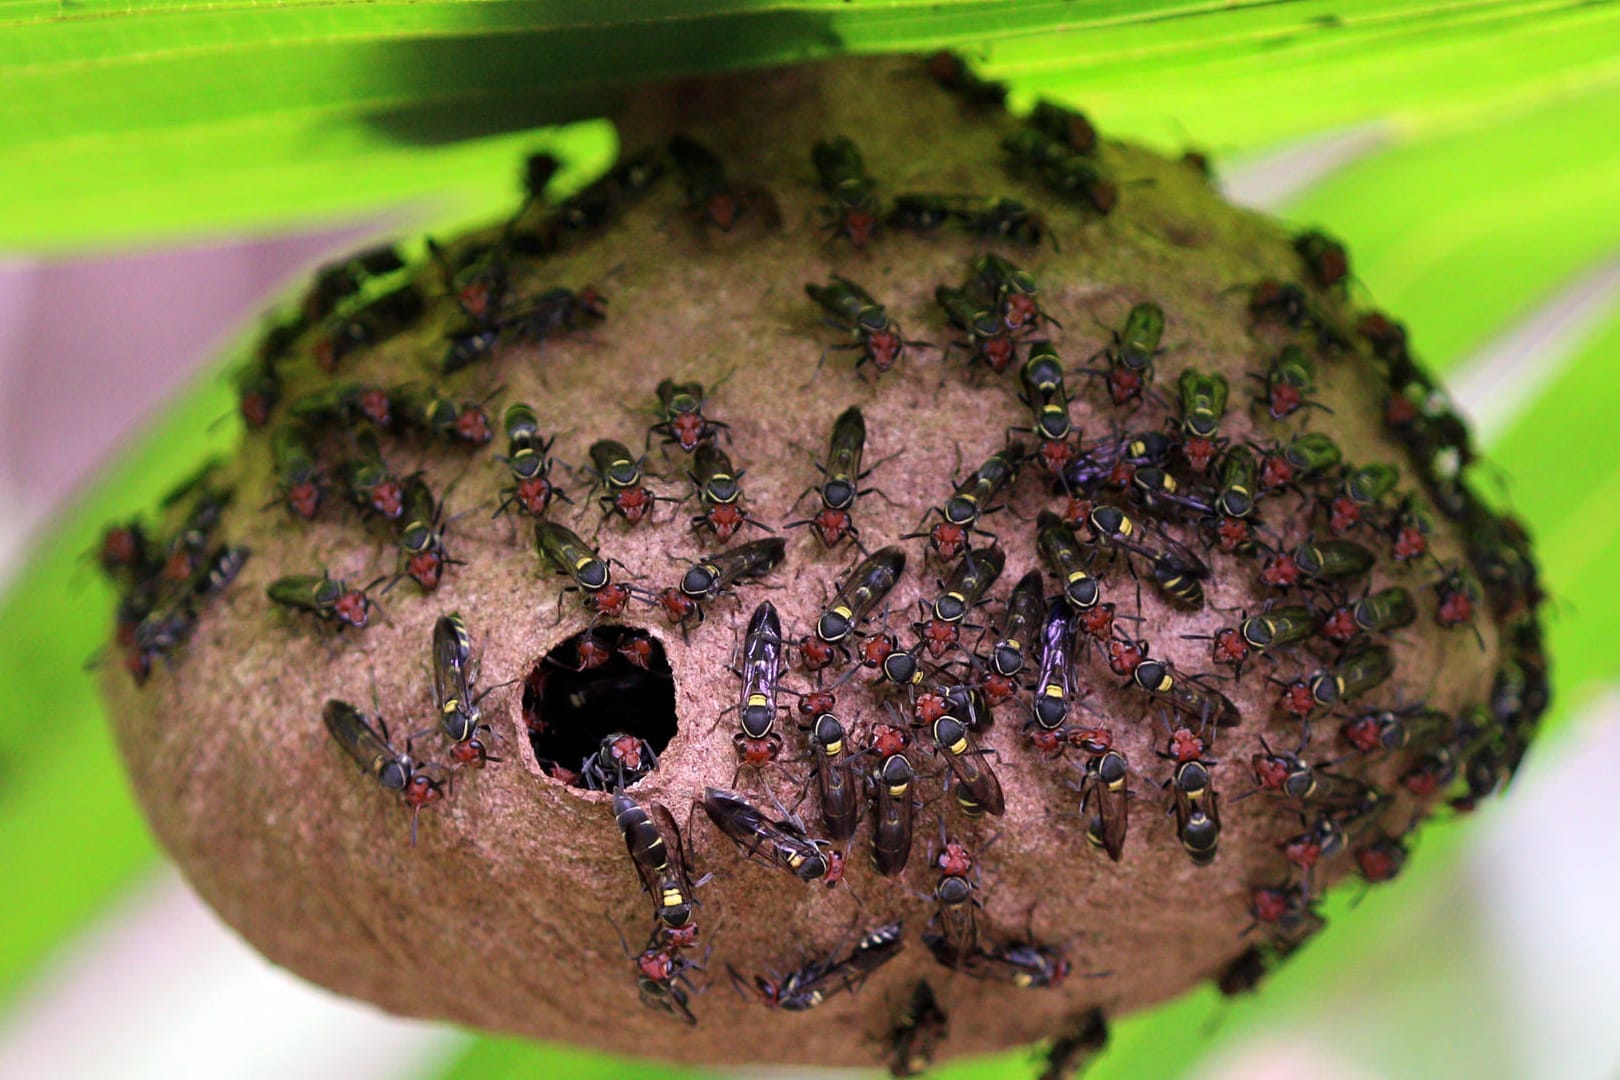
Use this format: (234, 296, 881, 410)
(98, 55, 1547, 1077)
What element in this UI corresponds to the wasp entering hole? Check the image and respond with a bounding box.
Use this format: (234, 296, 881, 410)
(524, 626, 676, 790)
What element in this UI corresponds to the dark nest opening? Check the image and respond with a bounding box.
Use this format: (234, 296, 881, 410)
(523, 625, 677, 789)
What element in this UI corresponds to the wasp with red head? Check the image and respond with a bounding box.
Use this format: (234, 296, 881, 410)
(985, 568, 1044, 698)
(323, 698, 444, 845)
(1085, 301, 1165, 407)
(392, 384, 494, 446)
(805, 276, 925, 378)
(1036, 511, 1102, 614)
(903, 443, 1022, 560)
(268, 570, 384, 632)
(494, 403, 568, 519)
(614, 924, 701, 1027)
(1017, 343, 1080, 472)
(533, 521, 631, 617)
(656, 537, 787, 630)
(687, 441, 766, 542)
(924, 702, 1006, 817)
(787, 406, 891, 548)
(582, 733, 660, 791)
(587, 438, 667, 528)
(393, 476, 460, 591)
(813, 135, 883, 248)
(432, 613, 503, 768)
(1003, 128, 1117, 214)
(936, 283, 1018, 374)
(970, 253, 1054, 333)
(313, 283, 424, 372)
(915, 543, 1006, 658)
(270, 427, 326, 521)
(649, 378, 728, 453)
(338, 435, 407, 523)
(668, 133, 779, 232)
(926, 833, 984, 964)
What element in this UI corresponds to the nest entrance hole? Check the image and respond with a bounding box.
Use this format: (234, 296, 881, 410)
(523, 625, 676, 788)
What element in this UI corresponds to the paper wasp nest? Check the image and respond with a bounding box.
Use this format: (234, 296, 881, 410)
(99, 56, 1547, 1076)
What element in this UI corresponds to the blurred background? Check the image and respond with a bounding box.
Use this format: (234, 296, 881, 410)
(3, 3, 1620, 1078)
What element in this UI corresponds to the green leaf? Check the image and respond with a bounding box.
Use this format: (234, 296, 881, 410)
(4, 0, 1617, 250)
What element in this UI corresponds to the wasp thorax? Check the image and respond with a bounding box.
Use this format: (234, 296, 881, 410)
(100, 53, 1543, 1077)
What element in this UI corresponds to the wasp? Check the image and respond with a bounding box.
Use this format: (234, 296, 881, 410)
(1295, 229, 1350, 289)
(1018, 342, 1079, 470)
(432, 613, 501, 767)
(614, 793, 704, 935)
(1086, 504, 1209, 609)
(323, 699, 443, 845)
(271, 427, 325, 521)
(970, 253, 1053, 333)
(1166, 757, 1220, 865)
(1030, 99, 1097, 154)
(395, 476, 459, 591)
(788, 405, 888, 547)
(928, 710, 1006, 817)
(927, 838, 983, 964)
(868, 751, 918, 877)
(533, 521, 626, 615)
(1003, 129, 1115, 214)
(804, 710, 863, 844)
(1282, 432, 1343, 480)
(929, 937, 1074, 988)
(1027, 599, 1081, 736)
(312, 283, 424, 372)
(658, 537, 787, 628)
(808, 276, 926, 377)
(812, 135, 882, 247)
(1088, 301, 1164, 406)
(916, 544, 1006, 657)
(850, 631, 925, 693)
(650, 378, 728, 453)
(936, 283, 1018, 374)
(927, 49, 1008, 104)
(1294, 539, 1375, 583)
(888, 193, 1046, 245)
(887, 981, 949, 1079)
(667, 133, 778, 231)
(391, 384, 493, 445)
(1307, 647, 1394, 708)
(1336, 462, 1400, 526)
(617, 928, 701, 1027)
(1324, 586, 1416, 643)
(1079, 745, 1130, 862)
(905, 444, 1022, 559)
(581, 733, 660, 791)
(519, 147, 663, 251)
(1125, 465, 1218, 523)
(1132, 657, 1241, 728)
(687, 442, 764, 542)
(1239, 605, 1318, 654)
(339, 434, 407, 522)
(303, 246, 402, 321)
(1341, 706, 1454, 755)
(733, 920, 905, 1011)
(587, 438, 663, 527)
(1176, 369, 1229, 471)
(1036, 510, 1102, 613)
(1255, 345, 1327, 421)
(730, 601, 786, 772)
(286, 381, 394, 431)
(989, 568, 1045, 684)
(700, 787, 844, 887)
(494, 402, 567, 518)
(816, 546, 907, 646)
(268, 571, 383, 631)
